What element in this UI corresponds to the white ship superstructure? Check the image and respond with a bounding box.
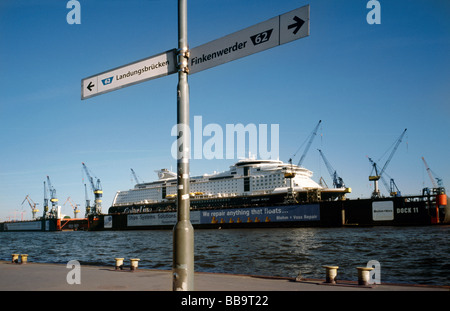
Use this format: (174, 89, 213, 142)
(112, 159, 347, 207)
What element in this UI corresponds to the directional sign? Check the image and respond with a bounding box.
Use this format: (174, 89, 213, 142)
(81, 49, 177, 100)
(189, 5, 310, 74)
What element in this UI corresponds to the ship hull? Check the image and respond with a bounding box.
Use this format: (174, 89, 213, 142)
(0, 219, 58, 232)
(92, 194, 445, 231)
(0, 218, 92, 232)
(2, 193, 444, 232)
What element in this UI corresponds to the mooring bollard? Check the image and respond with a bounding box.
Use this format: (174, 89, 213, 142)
(322, 265, 339, 284)
(115, 258, 124, 270)
(20, 254, 28, 264)
(130, 258, 140, 272)
(295, 271, 303, 282)
(11, 254, 19, 264)
(356, 267, 374, 286)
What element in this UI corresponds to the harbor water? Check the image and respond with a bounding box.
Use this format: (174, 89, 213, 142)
(1, 226, 449, 286)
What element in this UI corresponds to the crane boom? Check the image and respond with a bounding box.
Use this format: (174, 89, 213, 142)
(82, 162, 102, 216)
(82, 163, 96, 192)
(296, 120, 321, 167)
(389, 178, 401, 197)
(379, 128, 407, 178)
(368, 129, 407, 198)
(22, 195, 39, 220)
(318, 149, 345, 188)
(368, 157, 397, 197)
(131, 168, 141, 184)
(422, 157, 438, 188)
(421, 157, 444, 188)
(63, 197, 81, 218)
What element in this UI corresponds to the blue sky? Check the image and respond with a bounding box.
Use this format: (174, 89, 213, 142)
(0, 0, 448, 221)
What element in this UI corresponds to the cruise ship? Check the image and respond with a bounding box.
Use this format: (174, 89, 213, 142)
(1, 159, 446, 232)
(109, 158, 351, 214)
(94, 157, 446, 230)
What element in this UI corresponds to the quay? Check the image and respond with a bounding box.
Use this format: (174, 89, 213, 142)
(0, 261, 447, 292)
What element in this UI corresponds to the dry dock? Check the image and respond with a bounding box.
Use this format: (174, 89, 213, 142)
(0, 261, 447, 292)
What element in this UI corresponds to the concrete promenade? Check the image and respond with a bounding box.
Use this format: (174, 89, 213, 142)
(0, 261, 448, 291)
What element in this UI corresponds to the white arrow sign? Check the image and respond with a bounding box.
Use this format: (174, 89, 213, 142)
(189, 5, 309, 74)
(81, 49, 177, 100)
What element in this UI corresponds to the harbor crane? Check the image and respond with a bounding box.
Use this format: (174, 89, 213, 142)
(390, 178, 401, 197)
(368, 128, 407, 198)
(367, 157, 402, 197)
(63, 197, 81, 219)
(131, 168, 142, 184)
(46, 176, 58, 218)
(292, 120, 322, 167)
(421, 157, 446, 223)
(21, 195, 39, 220)
(82, 162, 102, 216)
(421, 157, 444, 189)
(43, 181, 49, 218)
(318, 149, 345, 188)
(84, 183, 91, 217)
(285, 120, 321, 202)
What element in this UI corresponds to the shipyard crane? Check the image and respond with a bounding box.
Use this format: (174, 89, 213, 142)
(383, 169, 402, 197)
(131, 168, 142, 184)
(368, 156, 381, 197)
(282, 158, 297, 203)
(63, 197, 81, 219)
(82, 162, 102, 216)
(421, 157, 444, 189)
(318, 149, 345, 188)
(46, 176, 58, 218)
(368, 129, 407, 198)
(291, 120, 322, 167)
(368, 157, 398, 196)
(43, 181, 49, 218)
(84, 183, 91, 217)
(389, 178, 401, 197)
(21, 195, 39, 220)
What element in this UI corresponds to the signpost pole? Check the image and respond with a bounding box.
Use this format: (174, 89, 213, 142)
(81, 3, 310, 291)
(173, 0, 194, 291)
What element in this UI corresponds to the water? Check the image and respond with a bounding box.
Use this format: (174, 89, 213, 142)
(1, 226, 449, 286)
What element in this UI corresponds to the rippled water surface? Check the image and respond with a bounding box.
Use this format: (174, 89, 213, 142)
(1, 226, 449, 285)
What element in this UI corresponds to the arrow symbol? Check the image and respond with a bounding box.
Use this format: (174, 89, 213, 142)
(288, 16, 305, 35)
(87, 81, 94, 91)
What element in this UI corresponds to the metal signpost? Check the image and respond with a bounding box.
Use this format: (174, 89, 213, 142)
(81, 1, 310, 291)
(172, 0, 194, 291)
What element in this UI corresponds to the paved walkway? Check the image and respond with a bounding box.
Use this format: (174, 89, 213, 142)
(0, 261, 447, 291)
